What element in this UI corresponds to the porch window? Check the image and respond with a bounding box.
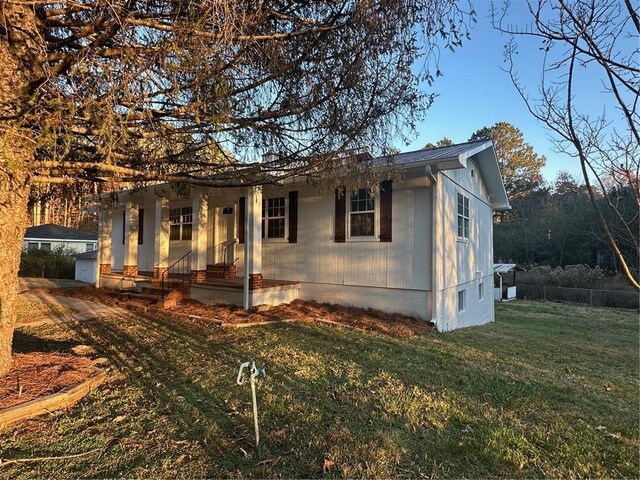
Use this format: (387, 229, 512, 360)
(349, 188, 375, 237)
(169, 207, 193, 241)
(85, 243, 93, 252)
(27, 242, 38, 252)
(457, 192, 470, 239)
(262, 197, 285, 239)
(40, 242, 52, 252)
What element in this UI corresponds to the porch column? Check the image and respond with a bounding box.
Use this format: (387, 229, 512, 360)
(97, 208, 113, 287)
(153, 198, 170, 279)
(123, 201, 138, 276)
(243, 186, 263, 309)
(190, 193, 208, 283)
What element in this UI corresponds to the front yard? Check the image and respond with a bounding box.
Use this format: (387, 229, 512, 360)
(1, 300, 638, 478)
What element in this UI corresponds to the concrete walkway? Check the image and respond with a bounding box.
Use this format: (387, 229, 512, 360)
(18, 293, 129, 326)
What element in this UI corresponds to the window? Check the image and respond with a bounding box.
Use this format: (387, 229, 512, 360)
(169, 207, 193, 241)
(458, 289, 466, 312)
(262, 197, 286, 239)
(479, 281, 484, 301)
(27, 242, 38, 252)
(457, 193, 470, 239)
(40, 242, 51, 252)
(85, 243, 93, 252)
(350, 188, 375, 237)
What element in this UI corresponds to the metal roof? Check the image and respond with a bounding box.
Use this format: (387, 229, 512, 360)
(494, 263, 517, 273)
(100, 139, 511, 211)
(383, 140, 510, 211)
(385, 140, 492, 165)
(24, 224, 97, 241)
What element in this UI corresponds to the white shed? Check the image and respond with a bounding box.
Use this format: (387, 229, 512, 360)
(494, 263, 517, 301)
(74, 250, 97, 284)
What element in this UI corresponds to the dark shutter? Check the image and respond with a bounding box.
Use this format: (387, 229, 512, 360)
(238, 197, 246, 244)
(122, 210, 125, 245)
(137, 208, 144, 245)
(288, 191, 298, 243)
(334, 187, 346, 243)
(379, 180, 392, 242)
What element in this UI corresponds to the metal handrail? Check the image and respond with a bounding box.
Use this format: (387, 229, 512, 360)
(154, 255, 170, 269)
(161, 250, 192, 299)
(222, 238, 238, 265)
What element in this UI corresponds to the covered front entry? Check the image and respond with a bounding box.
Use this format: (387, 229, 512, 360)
(97, 185, 295, 310)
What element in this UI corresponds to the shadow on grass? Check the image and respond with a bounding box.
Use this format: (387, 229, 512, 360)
(13, 330, 80, 354)
(11, 304, 636, 478)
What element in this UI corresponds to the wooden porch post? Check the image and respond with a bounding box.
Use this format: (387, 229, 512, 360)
(97, 208, 113, 287)
(153, 198, 169, 279)
(123, 202, 138, 276)
(243, 186, 263, 310)
(191, 193, 209, 283)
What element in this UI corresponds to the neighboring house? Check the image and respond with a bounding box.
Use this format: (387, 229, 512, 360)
(74, 250, 98, 284)
(96, 140, 510, 331)
(23, 224, 98, 254)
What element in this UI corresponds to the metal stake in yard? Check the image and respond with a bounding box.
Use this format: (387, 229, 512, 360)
(236, 360, 266, 455)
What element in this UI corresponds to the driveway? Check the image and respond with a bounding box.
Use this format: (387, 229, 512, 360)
(18, 292, 129, 326)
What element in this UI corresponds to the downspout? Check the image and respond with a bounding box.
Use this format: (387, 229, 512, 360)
(425, 165, 437, 185)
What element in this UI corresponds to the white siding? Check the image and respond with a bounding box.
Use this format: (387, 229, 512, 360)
(23, 239, 97, 254)
(137, 203, 156, 272)
(260, 180, 431, 292)
(75, 258, 96, 284)
(433, 160, 496, 331)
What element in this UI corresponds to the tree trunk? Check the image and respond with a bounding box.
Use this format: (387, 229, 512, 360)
(0, 4, 40, 376)
(0, 167, 29, 376)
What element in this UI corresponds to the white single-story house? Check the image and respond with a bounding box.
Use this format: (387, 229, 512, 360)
(23, 224, 98, 254)
(96, 140, 510, 331)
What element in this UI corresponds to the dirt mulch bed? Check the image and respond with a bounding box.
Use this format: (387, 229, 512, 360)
(30, 286, 434, 338)
(169, 299, 434, 338)
(0, 353, 99, 410)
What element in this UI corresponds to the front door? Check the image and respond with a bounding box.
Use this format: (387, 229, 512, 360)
(216, 205, 236, 264)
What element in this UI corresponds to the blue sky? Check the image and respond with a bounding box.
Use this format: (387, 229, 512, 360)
(398, 0, 613, 181)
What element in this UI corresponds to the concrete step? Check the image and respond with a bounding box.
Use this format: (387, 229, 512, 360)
(140, 286, 163, 295)
(116, 292, 161, 304)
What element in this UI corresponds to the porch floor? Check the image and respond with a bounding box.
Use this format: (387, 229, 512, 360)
(102, 272, 299, 291)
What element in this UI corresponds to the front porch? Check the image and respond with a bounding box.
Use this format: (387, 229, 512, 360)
(99, 270, 299, 308)
(97, 185, 296, 309)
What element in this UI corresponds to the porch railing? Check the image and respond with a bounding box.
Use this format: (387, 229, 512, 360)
(161, 251, 192, 299)
(222, 238, 238, 265)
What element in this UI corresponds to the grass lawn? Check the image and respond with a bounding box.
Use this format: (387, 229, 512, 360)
(1, 301, 638, 478)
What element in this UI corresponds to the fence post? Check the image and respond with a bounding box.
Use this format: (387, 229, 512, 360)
(543, 285, 546, 302)
(590, 288, 593, 306)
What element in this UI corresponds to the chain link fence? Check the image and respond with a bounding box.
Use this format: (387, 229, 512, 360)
(517, 283, 639, 310)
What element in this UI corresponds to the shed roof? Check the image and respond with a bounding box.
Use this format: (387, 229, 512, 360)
(25, 224, 97, 241)
(494, 263, 517, 273)
(73, 250, 98, 259)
